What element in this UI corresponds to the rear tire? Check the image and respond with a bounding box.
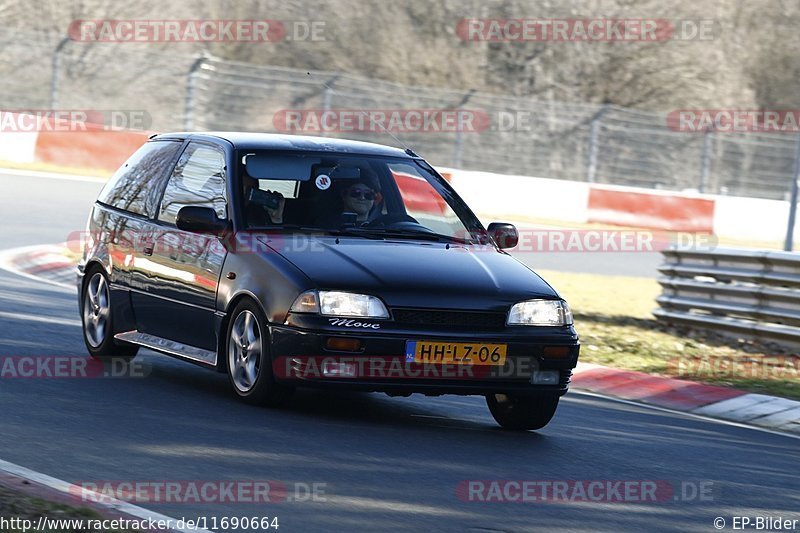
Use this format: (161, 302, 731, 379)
(486, 393, 560, 430)
(80, 267, 138, 361)
(226, 299, 294, 407)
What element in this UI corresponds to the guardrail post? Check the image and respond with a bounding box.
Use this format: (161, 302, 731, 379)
(451, 89, 475, 169)
(784, 134, 800, 251)
(184, 54, 209, 131)
(586, 105, 608, 183)
(49, 37, 70, 109)
(452, 123, 464, 169)
(320, 84, 333, 138)
(699, 127, 714, 193)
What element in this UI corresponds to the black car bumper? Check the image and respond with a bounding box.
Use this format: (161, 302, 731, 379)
(268, 316, 579, 396)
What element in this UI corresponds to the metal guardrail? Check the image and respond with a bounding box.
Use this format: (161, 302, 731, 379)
(2, 28, 800, 201)
(654, 248, 800, 344)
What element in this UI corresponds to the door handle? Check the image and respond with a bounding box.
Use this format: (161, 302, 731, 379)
(143, 244, 154, 256)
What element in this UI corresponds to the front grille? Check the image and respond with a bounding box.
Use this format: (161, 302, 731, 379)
(391, 308, 507, 330)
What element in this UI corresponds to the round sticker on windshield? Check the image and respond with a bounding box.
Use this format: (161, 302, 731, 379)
(315, 174, 331, 190)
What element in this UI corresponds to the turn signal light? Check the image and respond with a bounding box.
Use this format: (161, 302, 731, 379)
(325, 337, 362, 352)
(542, 346, 571, 359)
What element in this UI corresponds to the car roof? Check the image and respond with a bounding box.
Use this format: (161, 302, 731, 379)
(151, 132, 413, 158)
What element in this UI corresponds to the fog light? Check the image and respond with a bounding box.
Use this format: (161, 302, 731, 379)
(322, 361, 357, 378)
(531, 370, 559, 385)
(325, 337, 362, 352)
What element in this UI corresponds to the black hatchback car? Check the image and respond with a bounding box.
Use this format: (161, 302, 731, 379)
(78, 132, 579, 430)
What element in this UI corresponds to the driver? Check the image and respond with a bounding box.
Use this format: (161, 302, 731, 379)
(338, 172, 381, 224)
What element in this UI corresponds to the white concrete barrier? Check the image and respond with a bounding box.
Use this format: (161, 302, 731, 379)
(713, 195, 798, 242)
(0, 114, 39, 163)
(441, 167, 590, 224)
(0, 132, 793, 244)
(442, 166, 797, 245)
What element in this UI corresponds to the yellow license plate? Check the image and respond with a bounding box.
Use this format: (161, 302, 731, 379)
(406, 341, 507, 366)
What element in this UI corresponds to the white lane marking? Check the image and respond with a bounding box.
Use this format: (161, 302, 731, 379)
(570, 390, 800, 441)
(0, 244, 74, 290)
(0, 458, 209, 533)
(0, 310, 80, 327)
(325, 494, 482, 517)
(0, 167, 107, 183)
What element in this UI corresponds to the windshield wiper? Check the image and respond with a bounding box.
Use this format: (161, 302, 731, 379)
(246, 225, 393, 240)
(246, 225, 468, 243)
(345, 227, 470, 243)
(325, 228, 386, 240)
(247, 224, 361, 235)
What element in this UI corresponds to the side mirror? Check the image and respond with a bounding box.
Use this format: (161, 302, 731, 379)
(176, 206, 229, 233)
(487, 222, 519, 249)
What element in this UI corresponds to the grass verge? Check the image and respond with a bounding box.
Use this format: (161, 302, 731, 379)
(539, 269, 800, 400)
(0, 484, 136, 532)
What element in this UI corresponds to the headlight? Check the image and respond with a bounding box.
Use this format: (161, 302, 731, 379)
(289, 290, 389, 318)
(507, 299, 572, 326)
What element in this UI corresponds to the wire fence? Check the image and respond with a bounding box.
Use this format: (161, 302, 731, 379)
(2, 29, 799, 201)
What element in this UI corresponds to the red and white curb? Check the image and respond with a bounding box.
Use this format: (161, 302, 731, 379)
(572, 363, 800, 435)
(2, 244, 799, 437)
(0, 244, 76, 289)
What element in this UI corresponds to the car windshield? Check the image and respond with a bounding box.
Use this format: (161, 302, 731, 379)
(238, 152, 486, 243)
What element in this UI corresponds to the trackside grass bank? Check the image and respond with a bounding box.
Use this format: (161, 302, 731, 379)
(539, 270, 800, 401)
(0, 484, 137, 533)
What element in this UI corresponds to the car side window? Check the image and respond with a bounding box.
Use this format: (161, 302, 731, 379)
(97, 140, 183, 217)
(158, 143, 227, 225)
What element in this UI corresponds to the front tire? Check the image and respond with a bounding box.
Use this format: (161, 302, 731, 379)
(486, 393, 560, 430)
(80, 268, 138, 360)
(226, 299, 294, 407)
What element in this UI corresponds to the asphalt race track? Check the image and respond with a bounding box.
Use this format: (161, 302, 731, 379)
(0, 171, 798, 532)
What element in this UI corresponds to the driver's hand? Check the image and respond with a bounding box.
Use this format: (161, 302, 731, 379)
(266, 191, 285, 224)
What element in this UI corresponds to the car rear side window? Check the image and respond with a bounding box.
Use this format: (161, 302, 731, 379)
(97, 140, 183, 217)
(158, 143, 227, 225)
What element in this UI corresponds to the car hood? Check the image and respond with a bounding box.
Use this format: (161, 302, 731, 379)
(262, 235, 559, 311)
